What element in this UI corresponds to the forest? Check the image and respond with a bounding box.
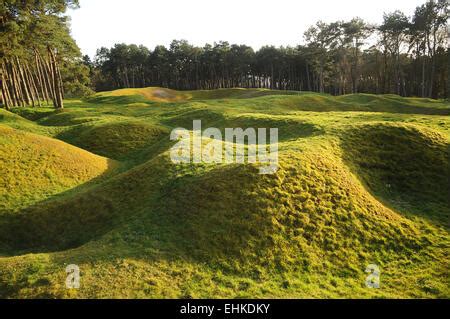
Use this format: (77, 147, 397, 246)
(1, 0, 91, 110)
(89, 0, 449, 98)
(1, 0, 448, 110)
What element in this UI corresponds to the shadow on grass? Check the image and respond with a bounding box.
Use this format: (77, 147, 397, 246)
(85, 95, 154, 105)
(340, 123, 450, 227)
(0, 138, 175, 256)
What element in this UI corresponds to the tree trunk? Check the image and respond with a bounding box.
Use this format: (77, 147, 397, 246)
(1, 65, 11, 110)
(15, 57, 32, 106)
(48, 47, 64, 109)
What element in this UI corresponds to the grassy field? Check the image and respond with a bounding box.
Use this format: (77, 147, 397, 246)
(0, 87, 449, 298)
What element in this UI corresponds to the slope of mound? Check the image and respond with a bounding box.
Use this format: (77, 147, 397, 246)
(336, 94, 450, 115)
(0, 125, 115, 212)
(0, 110, 31, 131)
(0, 150, 176, 252)
(88, 87, 309, 104)
(87, 87, 449, 115)
(0, 109, 50, 135)
(0, 136, 447, 298)
(58, 121, 169, 160)
(157, 148, 427, 270)
(8, 108, 56, 122)
(219, 115, 323, 141)
(162, 108, 323, 141)
(341, 123, 450, 223)
(89, 87, 187, 104)
(162, 108, 225, 128)
(1, 89, 449, 299)
(38, 109, 103, 126)
(186, 88, 305, 100)
(244, 94, 450, 115)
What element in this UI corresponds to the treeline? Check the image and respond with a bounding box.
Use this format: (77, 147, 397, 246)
(91, 0, 448, 98)
(1, 0, 91, 110)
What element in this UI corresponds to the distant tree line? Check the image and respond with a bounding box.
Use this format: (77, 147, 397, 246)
(90, 0, 448, 99)
(1, 0, 91, 110)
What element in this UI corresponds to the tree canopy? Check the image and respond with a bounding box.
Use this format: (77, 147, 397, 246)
(91, 0, 448, 98)
(1, 0, 448, 109)
(1, 0, 91, 109)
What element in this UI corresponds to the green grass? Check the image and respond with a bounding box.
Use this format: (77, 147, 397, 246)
(0, 125, 116, 213)
(56, 120, 169, 160)
(0, 88, 449, 298)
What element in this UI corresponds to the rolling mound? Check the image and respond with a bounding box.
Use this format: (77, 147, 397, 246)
(0, 144, 426, 268)
(158, 149, 425, 271)
(163, 109, 323, 141)
(0, 152, 172, 252)
(0, 125, 115, 212)
(187, 88, 305, 100)
(248, 94, 450, 115)
(341, 123, 450, 223)
(162, 108, 225, 128)
(89, 87, 187, 104)
(87, 88, 450, 116)
(0, 109, 50, 135)
(336, 94, 450, 115)
(0, 109, 37, 127)
(89, 87, 306, 104)
(2, 143, 443, 298)
(57, 121, 169, 160)
(0, 88, 449, 298)
(221, 115, 323, 141)
(38, 109, 103, 127)
(10, 108, 57, 121)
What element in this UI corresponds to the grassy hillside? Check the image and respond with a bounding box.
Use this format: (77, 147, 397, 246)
(0, 125, 116, 213)
(0, 88, 449, 298)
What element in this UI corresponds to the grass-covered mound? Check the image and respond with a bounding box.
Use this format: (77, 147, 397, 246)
(0, 152, 172, 252)
(57, 121, 169, 160)
(0, 88, 449, 299)
(88, 87, 306, 104)
(37, 109, 103, 127)
(88, 87, 450, 116)
(89, 87, 187, 104)
(162, 108, 226, 128)
(186, 88, 305, 100)
(0, 143, 447, 298)
(341, 123, 450, 224)
(0, 109, 51, 135)
(243, 94, 450, 115)
(158, 149, 425, 270)
(0, 125, 115, 212)
(163, 110, 322, 141)
(220, 115, 323, 141)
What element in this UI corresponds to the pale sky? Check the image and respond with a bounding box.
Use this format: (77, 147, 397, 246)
(68, 0, 427, 58)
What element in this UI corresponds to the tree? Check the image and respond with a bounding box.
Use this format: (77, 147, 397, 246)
(304, 21, 341, 93)
(379, 11, 410, 95)
(410, 0, 448, 98)
(89, 1, 448, 99)
(1, 0, 87, 109)
(342, 18, 373, 93)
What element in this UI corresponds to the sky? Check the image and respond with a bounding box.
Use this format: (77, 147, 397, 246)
(68, 0, 427, 58)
